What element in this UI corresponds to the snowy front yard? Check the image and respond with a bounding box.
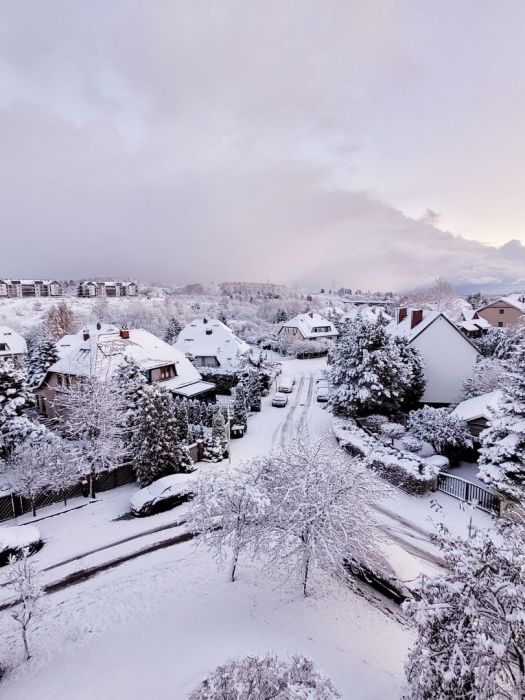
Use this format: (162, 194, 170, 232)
(0, 540, 412, 699)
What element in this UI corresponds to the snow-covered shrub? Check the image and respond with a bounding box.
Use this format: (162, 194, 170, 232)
(403, 522, 525, 700)
(380, 422, 405, 445)
(189, 653, 341, 699)
(475, 326, 514, 359)
(232, 381, 248, 429)
(333, 417, 436, 494)
(400, 434, 424, 454)
(407, 406, 471, 463)
(479, 340, 525, 500)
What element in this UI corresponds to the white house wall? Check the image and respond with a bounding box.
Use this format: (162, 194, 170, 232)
(411, 316, 478, 404)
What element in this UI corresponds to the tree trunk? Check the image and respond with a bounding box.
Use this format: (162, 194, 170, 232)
(230, 544, 240, 582)
(89, 472, 96, 499)
(302, 555, 311, 597)
(21, 626, 30, 661)
(31, 498, 36, 518)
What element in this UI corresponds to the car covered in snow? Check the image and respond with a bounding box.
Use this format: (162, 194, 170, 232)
(0, 525, 42, 566)
(271, 393, 288, 407)
(130, 474, 196, 517)
(316, 386, 329, 402)
(277, 375, 294, 393)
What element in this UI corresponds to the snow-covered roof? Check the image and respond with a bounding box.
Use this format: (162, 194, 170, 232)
(280, 312, 339, 339)
(341, 305, 391, 325)
(451, 390, 502, 423)
(499, 293, 525, 312)
(386, 309, 441, 341)
(175, 319, 251, 370)
(47, 326, 204, 392)
(0, 326, 28, 356)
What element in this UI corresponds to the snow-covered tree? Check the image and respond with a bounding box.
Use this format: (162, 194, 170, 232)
(403, 523, 525, 700)
(212, 408, 228, 456)
(478, 341, 525, 499)
(392, 336, 426, 410)
(328, 315, 408, 417)
(3, 440, 50, 516)
(407, 406, 471, 460)
(27, 338, 59, 388)
(43, 438, 82, 506)
(232, 381, 248, 428)
(130, 384, 193, 486)
(202, 435, 223, 462)
(57, 376, 124, 498)
(3, 549, 43, 661)
(476, 327, 514, 359)
(381, 422, 405, 446)
(163, 317, 182, 344)
(245, 369, 262, 412)
(175, 399, 189, 442)
(0, 360, 33, 433)
(190, 653, 340, 699)
(261, 433, 389, 596)
(0, 416, 50, 460)
(462, 357, 504, 400)
(186, 459, 270, 582)
(41, 301, 78, 340)
(113, 356, 147, 447)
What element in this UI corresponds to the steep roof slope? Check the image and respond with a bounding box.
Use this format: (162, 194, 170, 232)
(175, 318, 251, 369)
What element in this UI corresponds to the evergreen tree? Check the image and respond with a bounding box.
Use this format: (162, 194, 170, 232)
(176, 399, 189, 443)
(163, 317, 182, 344)
(27, 338, 59, 388)
(479, 340, 525, 500)
(232, 382, 248, 428)
(174, 443, 195, 473)
(113, 357, 147, 447)
(246, 369, 262, 412)
(0, 361, 33, 457)
(393, 336, 426, 411)
(328, 316, 407, 417)
(130, 384, 180, 486)
(212, 407, 228, 455)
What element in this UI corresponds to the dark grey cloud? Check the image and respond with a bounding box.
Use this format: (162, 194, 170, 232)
(1, 1, 525, 290)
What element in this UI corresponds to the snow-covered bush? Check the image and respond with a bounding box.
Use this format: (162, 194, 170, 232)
(400, 434, 424, 454)
(403, 522, 525, 700)
(232, 381, 248, 429)
(407, 406, 471, 463)
(475, 326, 514, 359)
(479, 340, 525, 500)
(189, 653, 341, 699)
(380, 422, 405, 445)
(333, 417, 435, 494)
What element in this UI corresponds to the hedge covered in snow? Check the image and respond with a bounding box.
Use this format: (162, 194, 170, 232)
(333, 417, 438, 494)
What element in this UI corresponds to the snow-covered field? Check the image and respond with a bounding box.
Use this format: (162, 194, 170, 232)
(0, 355, 495, 698)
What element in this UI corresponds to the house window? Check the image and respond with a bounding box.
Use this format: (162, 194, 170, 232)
(0, 343, 7, 351)
(498, 322, 504, 327)
(159, 365, 173, 380)
(499, 309, 504, 315)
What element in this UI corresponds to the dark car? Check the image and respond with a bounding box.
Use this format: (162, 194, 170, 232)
(130, 475, 195, 517)
(0, 525, 42, 566)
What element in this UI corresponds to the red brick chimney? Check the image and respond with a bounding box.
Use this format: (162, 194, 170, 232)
(83, 329, 90, 341)
(120, 328, 130, 339)
(410, 310, 423, 329)
(397, 307, 408, 324)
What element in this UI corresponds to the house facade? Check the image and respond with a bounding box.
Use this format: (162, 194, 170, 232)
(176, 318, 251, 371)
(476, 294, 525, 328)
(0, 326, 28, 367)
(77, 281, 138, 298)
(0, 279, 63, 297)
(278, 312, 339, 341)
(35, 324, 215, 419)
(387, 308, 480, 405)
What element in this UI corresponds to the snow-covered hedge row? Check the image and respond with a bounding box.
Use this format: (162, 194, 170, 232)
(333, 417, 438, 495)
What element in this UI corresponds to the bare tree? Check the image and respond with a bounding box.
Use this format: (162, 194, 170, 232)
(43, 439, 82, 505)
(4, 440, 50, 517)
(186, 458, 270, 582)
(3, 549, 43, 661)
(41, 301, 78, 340)
(57, 376, 124, 498)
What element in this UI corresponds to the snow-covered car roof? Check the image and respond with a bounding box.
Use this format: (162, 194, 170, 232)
(130, 474, 196, 510)
(0, 525, 41, 553)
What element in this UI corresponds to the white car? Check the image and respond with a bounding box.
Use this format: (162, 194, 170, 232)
(130, 474, 196, 517)
(277, 375, 294, 393)
(0, 525, 42, 566)
(272, 393, 288, 407)
(316, 386, 330, 402)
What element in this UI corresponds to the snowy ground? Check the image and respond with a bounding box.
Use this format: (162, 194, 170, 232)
(0, 354, 496, 698)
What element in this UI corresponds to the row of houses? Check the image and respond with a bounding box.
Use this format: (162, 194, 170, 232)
(0, 280, 63, 297)
(77, 281, 139, 298)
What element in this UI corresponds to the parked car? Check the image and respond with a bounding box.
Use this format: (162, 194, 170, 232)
(0, 525, 42, 566)
(272, 393, 288, 407)
(130, 474, 196, 517)
(316, 386, 330, 402)
(277, 375, 294, 393)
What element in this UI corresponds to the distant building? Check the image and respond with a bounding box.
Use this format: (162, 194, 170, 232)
(278, 312, 339, 341)
(77, 281, 138, 298)
(35, 323, 215, 419)
(0, 326, 28, 367)
(458, 309, 491, 338)
(340, 305, 391, 325)
(387, 308, 480, 405)
(476, 294, 525, 328)
(0, 279, 62, 298)
(176, 318, 252, 371)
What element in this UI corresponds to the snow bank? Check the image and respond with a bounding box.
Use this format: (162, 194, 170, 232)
(333, 417, 438, 494)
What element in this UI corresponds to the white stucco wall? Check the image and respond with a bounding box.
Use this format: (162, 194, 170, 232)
(411, 316, 479, 404)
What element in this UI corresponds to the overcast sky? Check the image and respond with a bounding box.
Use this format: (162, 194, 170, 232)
(1, 1, 525, 291)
